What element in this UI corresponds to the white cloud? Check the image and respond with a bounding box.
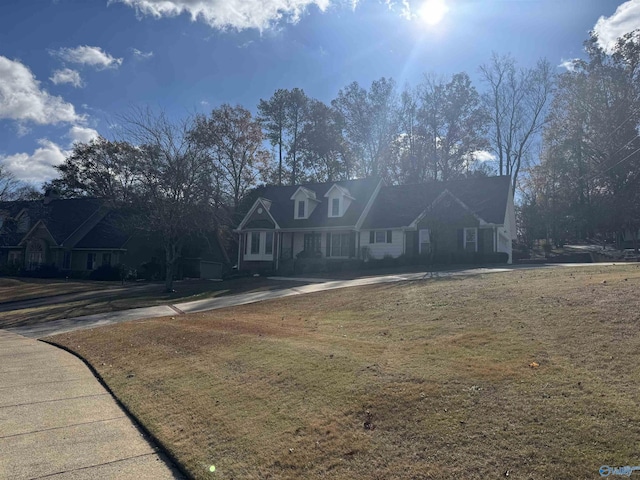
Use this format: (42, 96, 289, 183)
(52, 45, 123, 69)
(0, 56, 82, 125)
(110, 0, 333, 31)
(558, 58, 580, 72)
(472, 150, 496, 162)
(593, 0, 640, 53)
(68, 126, 100, 145)
(132, 48, 154, 59)
(0, 139, 69, 184)
(385, 0, 411, 20)
(50, 68, 84, 87)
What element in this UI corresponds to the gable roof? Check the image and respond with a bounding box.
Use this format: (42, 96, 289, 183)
(74, 211, 130, 249)
(362, 175, 512, 229)
(241, 177, 381, 230)
(0, 198, 129, 249)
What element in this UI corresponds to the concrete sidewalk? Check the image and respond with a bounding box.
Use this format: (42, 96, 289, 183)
(0, 330, 183, 479)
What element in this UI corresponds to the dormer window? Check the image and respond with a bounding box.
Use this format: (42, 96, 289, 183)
(291, 186, 318, 220)
(325, 183, 354, 218)
(331, 198, 340, 217)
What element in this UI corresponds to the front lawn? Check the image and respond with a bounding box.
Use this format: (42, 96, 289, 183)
(48, 265, 640, 479)
(0, 276, 305, 329)
(0, 277, 112, 303)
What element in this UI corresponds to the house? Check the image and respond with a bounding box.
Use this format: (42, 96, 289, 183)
(235, 176, 516, 272)
(0, 192, 229, 278)
(0, 194, 129, 274)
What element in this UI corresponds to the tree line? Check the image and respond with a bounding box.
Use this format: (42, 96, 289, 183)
(2, 30, 639, 288)
(520, 32, 640, 251)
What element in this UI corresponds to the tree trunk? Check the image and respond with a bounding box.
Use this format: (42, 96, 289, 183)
(164, 241, 181, 292)
(165, 260, 175, 292)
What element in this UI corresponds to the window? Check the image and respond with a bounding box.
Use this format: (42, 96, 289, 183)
(62, 251, 71, 270)
(331, 198, 340, 216)
(304, 233, 321, 253)
(86, 253, 96, 271)
(102, 253, 111, 266)
(28, 252, 43, 270)
(297, 200, 305, 218)
(251, 232, 260, 254)
(464, 228, 478, 252)
(265, 232, 273, 255)
(370, 230, 393, 244)
(419, 229, 431, 254)
(245, 231, 275, 260)
(330, 233, 350, 257)
(8, 251, 20, 265)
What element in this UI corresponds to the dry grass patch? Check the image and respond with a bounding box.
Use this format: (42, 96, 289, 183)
(0, 277, 111, 303)
(49, 265, 640, 479)
(0, 277, 305, 329)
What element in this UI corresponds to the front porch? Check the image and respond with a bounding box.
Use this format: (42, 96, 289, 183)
(238, 230, 359, 274)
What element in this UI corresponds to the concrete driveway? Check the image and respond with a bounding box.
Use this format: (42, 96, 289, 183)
(0, 330, 183, 479)
(5, 262, 620, 339)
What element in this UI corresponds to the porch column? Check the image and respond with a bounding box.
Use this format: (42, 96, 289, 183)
(275, 232, 280, 272)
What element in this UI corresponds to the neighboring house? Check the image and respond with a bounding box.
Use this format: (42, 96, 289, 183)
(0, 194, 128, 274)
(0, 192, 229, 278)
(235, 175, 516, 272)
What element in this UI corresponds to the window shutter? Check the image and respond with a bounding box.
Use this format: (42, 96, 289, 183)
(369, 231, 375, 243)
(478, 229, 485, 253)
(457, 229, 464, 250)
(386, 230, 392, 243)
(326, 232, 331, 257)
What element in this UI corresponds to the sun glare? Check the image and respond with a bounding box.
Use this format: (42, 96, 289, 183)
(418, 0, 449, 26)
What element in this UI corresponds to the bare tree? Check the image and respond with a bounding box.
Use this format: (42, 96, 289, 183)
(480, 53, 554, 192)
(120, 108, 216, 291)
(0, 165, 23, 201)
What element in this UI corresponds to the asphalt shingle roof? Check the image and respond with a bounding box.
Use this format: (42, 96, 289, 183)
(252, 177, 380, 229)
(0, 198, 128, 249)
(361, 175, 512, 229)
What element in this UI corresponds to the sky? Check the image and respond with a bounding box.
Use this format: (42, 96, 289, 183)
(0, 0, 639, 185)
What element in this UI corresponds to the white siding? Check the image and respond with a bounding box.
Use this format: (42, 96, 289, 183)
(501, 186, 516, 264)
(362, 229, 404, 259)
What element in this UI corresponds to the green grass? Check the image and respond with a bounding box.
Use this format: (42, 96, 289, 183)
(48, 265, 640, 479)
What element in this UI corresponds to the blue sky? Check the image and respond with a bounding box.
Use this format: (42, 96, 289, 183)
(0, 0, 638, 185)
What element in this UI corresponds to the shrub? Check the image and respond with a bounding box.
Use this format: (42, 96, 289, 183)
(294, 257, 326, 274)
(89, 264, 123, 281)
(296, 249, 322, 259)
(139, 260, 163, 280)
(0, 262, 22, 277)
(24, 263, 61, 279)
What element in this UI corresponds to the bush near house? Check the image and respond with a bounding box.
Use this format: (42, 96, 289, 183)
(292, 251, 509, 274)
